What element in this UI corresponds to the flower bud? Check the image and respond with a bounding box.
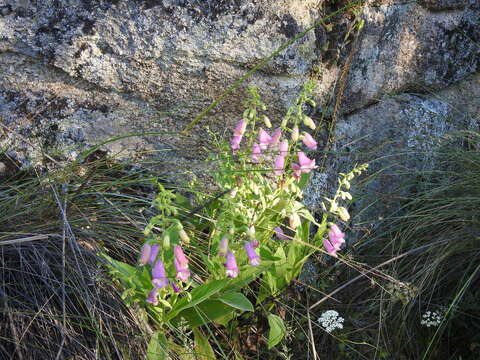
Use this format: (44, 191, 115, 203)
(179, 229, 190, 244)
(218, 236, 229, 257)
(303, 116, 316, 130)
(289, 213, 301, 229)
(291, 126, 299, 142)
(247, 225, 256, 239)
(263, 115, 272, 128)
(338, 207, 350, 222)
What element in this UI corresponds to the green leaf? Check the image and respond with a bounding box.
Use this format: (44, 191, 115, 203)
(267, 314, 286, 349)
(313, 218, 328, 246)
(274, 247, 288, 281)
(102, 254, 137, 278)
(298, 208, 319, 226)
(147, 331, 168, 360)
(217, 292, 253, 312)
(167, 279, 229, 320)
(193, 328, 217, 360)
(298, 172, 311, 190)
(259, 247, 282, 261)
(173, 300, 234, 328)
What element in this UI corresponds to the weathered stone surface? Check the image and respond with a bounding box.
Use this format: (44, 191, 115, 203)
(331, 74, 480, 226)
(340, 1, 480, 114)
(0, 0, 321, 167)
(418, 0, 473, 11)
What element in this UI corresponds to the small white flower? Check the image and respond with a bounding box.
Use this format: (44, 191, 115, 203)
(318, 310, 344, 333)
(420, 310, 443, 327)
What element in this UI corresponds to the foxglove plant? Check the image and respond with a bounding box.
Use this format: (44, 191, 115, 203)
(104, 82, 367, 356)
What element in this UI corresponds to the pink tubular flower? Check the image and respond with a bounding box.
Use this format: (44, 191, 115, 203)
(152, 260, 169, 288)
(171, 282, 181, 293)
(273, 226, 289, 240)
(218, 236, 229, 257)
(323, 237, 341, 257)
(225, 252, 239, 278)
(279, 140, 288, 157)
(251, 143, 262, 163)
(258, 128, 272, 151)
(329, 224, 345, 241)
(139, 243, 151, 265)
(234, 119, 247, 136)
(244, 241, 260, 266)
(302, 132, 317, 150)
(230, 134, 243, 151)
(274, 155, 285, 176)
(149, 244, 160, 265)
(146, 288, 159, 305)
(292, 152, 318, 179)
(174, 245, 190, 282)
(174, 246, 188, 268)
(324, 224, 346, 257)
(269, 128, 282, 147)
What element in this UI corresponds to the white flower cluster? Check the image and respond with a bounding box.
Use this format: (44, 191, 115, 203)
(421, 310, 443, 327)
(318, 310, 344, 333)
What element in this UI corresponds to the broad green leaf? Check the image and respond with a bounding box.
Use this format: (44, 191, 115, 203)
(298, 172, 310, 190)
(167, 279, 229, 320)
(102, 254, 136, 278)
(274, 247, 288, 281)
(147, 331, 168, 360)
(173, 300, 233, 328)
(193, 328, 217, 360)
(267, 314, 286, 349)
(217, 292, 253, 312)
(259, 247, 282, 261)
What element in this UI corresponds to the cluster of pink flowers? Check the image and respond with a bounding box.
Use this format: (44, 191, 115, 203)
(230, 119, 318, 179)
(252, 127, 289, 177)
(139, 235, 264, 304)
(139, 243, 190, 305)
(323, 224, 346, 257)
(217, 236, 261, 279)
